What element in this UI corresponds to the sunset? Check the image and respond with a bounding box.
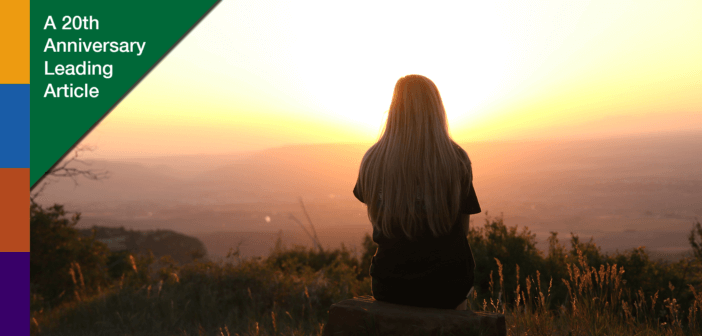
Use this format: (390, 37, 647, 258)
(20, 1, 702, 335)
(81, 0, 702, 157)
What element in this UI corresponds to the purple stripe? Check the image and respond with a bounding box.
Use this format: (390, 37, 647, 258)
(0, 252, 29, 335)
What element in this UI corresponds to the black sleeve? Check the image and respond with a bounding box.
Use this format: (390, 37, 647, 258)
(353, 177, 364, 203)
(461, 181, 482, 215)
(460, 164, 481, 215)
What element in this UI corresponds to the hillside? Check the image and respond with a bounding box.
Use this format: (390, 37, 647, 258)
(78, 226, 208, 264)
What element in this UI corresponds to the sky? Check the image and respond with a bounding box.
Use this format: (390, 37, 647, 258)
(82, 0, 702, 158)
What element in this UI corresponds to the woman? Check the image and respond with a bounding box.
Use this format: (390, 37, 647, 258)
(353, 74, 481, 310)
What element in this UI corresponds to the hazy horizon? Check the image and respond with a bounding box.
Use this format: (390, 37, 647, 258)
(75, 127, 702, 160)
(36, 130, 702, 262)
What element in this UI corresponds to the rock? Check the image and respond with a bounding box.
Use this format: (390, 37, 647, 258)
(323, 296, 506, 336)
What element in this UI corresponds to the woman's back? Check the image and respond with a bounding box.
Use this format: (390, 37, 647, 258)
(354, 75, 480, 308)
(354, 75, 481, 309)
(370, 220, 474, 309)
(354, 145, 481, 309)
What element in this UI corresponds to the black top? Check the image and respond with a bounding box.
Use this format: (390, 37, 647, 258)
(353, 157, 481, 309)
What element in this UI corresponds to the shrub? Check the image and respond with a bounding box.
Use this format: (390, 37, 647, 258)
(266, 236, 361, 275)
(30, 203, 111, 309)
(468, 214, 545, 306)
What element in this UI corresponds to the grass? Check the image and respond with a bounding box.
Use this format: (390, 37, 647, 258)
(470, 250, 702, 336)
(31, 225, 702, 336)
(31, 240, 371, 336)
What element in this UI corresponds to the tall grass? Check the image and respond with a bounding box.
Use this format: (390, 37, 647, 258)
(31, 239, 370, 336)
(32, 218, 702, 336)
(468, 249, 702, 336)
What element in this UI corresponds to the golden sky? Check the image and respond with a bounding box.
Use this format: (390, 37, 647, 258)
(83, 0, 702, 157)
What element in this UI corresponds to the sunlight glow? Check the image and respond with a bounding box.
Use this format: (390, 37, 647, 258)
(83, 0, 702, 157)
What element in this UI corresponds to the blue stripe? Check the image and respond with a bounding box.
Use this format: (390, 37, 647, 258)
(0, 84, 30, 168)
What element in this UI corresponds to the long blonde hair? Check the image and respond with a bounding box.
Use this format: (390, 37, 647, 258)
(358, 75, 470, 239)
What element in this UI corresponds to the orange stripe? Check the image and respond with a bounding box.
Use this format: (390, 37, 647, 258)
(0, 1, 29, 83)
(0, 169, 29, 252)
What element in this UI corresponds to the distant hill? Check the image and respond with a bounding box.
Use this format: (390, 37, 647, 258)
(39, 130, 702, 259)
(79, 226, 208, 264)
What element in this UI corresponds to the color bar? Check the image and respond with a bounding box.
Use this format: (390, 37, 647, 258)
(1, 1, 30, 335)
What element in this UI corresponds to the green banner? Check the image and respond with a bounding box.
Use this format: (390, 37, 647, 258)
(30, 0, 219, 187)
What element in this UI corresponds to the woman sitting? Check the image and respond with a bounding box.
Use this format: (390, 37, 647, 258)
(353, 74, 481, 310)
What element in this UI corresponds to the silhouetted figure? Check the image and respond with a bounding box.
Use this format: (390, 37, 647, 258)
(354, 74, 481, 310)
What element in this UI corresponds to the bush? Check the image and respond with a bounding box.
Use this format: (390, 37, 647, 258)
(30, 203, 111, 309)
(465, 213, 702, 322)
(468, 214, 545, 306)
(31, 212, 702, 335)
(266, 237, 361, 275)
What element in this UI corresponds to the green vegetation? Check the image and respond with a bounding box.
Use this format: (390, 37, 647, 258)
(31, 203, 702, 335)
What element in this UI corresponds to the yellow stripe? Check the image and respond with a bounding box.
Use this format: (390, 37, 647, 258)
(0, 1, 29, 84)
